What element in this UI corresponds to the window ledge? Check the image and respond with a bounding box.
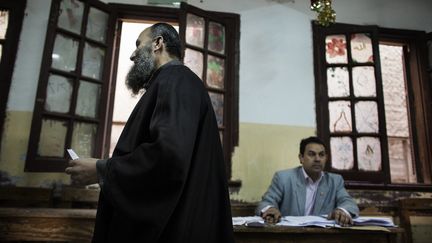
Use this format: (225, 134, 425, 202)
(345, 181, 432, 191)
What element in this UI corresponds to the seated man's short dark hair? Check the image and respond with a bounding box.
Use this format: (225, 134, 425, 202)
(299, 136, 326, 155)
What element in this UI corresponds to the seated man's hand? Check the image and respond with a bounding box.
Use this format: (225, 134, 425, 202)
(327, 208, 353, 227)
(261, 207, 281, 224)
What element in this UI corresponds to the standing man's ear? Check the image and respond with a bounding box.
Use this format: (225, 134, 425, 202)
(153, 36, 163, 51)
(298, 153, 303, 164)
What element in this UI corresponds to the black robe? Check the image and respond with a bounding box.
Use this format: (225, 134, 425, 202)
(93, 60, 235, 243)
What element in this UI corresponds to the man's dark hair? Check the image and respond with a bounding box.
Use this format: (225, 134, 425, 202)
(150, 23, 182, 60)
(299, 136, 326, 155)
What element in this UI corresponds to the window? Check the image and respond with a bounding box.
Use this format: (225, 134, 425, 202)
(179, 3, 240, 179)
(26, 1, 240, 180)
(0, 0, 26, 150)
(313, 22, 432, 188)
(26, 0, 116, 172)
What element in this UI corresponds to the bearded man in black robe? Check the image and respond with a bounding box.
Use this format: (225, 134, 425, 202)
(65, 23, 235, 243)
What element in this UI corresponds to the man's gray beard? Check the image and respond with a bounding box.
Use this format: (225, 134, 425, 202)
(125, 46, 156, 95)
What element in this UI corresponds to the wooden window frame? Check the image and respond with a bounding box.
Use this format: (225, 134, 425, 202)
(25, 0, 116, 172)
(25, 1, 240, 178)
(107, 3, 240, 182)
(313, 22, 432, 190)
(0, 0, 26, 151)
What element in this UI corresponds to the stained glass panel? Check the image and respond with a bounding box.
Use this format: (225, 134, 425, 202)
(206, 55, 225, 89)
(186, 13, 204, 48)
(75, 81, 101, 118)
(82, 42, 105, 80)
(0, 10, 9, 39)
(86, 7, 109, 43)
(52, 34, 78, 72)
(329, 101, 352, 132)
(330, 137, 354, 170)
(325, 35, 347, 64)
(355, 101, 379, 133)
(208, 21, 225, 54)
(352, 66, 376, 97)
(37, 119, 68, 157)
(351, 33, 373, 63)
(327, 67, 349, 97)
(380, 44, 410, 137)
(357, 137, 381, 171)
(57, 0, 83, 34)
(45, 75, 73, 113)
(184, 48, 203, 79)
(71, 122, 97, 158)
(209, 92, 224, 127)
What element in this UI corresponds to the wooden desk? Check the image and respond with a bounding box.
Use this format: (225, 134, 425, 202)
(0, 207, 95, 242)
(234, 225, 403, 243)
(0, 208, 403, 243)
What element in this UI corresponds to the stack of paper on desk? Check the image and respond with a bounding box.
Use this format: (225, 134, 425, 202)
(232, 216, 264, 226)
(279, 216, 335, 227)
(232, 216, 395, 228)
(352, 216, 395, 227)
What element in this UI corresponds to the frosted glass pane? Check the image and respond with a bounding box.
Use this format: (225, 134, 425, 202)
(109, 124, 124, 157)
(326, 35, 347, 64)
(184, 48, 203, 79)
(207, 55, 225, 89)
(329, 101, 352, 132)
(38, 119, 68, 157)
(208, 21, 225, 54)
(52, 34, 78, 72)
(352, 66, 376, 97)
(186, 14, 204, 48)
(45, 75, 73, 113)
(209, 92, 224, 127)
(357, 137, 381, 171)
(86, 7, 109, 43)
(71, 122, 97, 158)
(82, 43, 105, 80)
(0, 10, 9, 39)
(327, 67, 349, 97)
(75, 81, 101, 118)
(330, 137, 354, 170)
(351, 33, 373, 63)
(355, 101, 379, 133)
(57, 0, 83, 34)
(380, 44, 410, 137)
(388, 137, 416, 183)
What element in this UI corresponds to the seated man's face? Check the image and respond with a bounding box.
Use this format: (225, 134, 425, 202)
(300, 143, 327, 178)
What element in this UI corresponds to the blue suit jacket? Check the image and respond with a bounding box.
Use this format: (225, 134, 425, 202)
(256, 166, 359, 217)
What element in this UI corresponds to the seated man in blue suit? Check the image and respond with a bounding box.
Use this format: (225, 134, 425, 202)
(256, 136, 359, 226)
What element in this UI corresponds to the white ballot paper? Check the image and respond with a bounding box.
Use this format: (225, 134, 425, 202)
(67, 149, 79, 160)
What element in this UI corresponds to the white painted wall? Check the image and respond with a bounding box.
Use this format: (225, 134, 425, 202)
(7, 0, 432, 126)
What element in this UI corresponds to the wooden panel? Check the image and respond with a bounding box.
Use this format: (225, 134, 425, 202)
(57, 186, 99, 208)
(399, 198, 432, 243)
(234, 225, 402, 243)
(0, 207, 403, 243)
(0, 187, 52, 207)
(0, 208, 95, 242)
